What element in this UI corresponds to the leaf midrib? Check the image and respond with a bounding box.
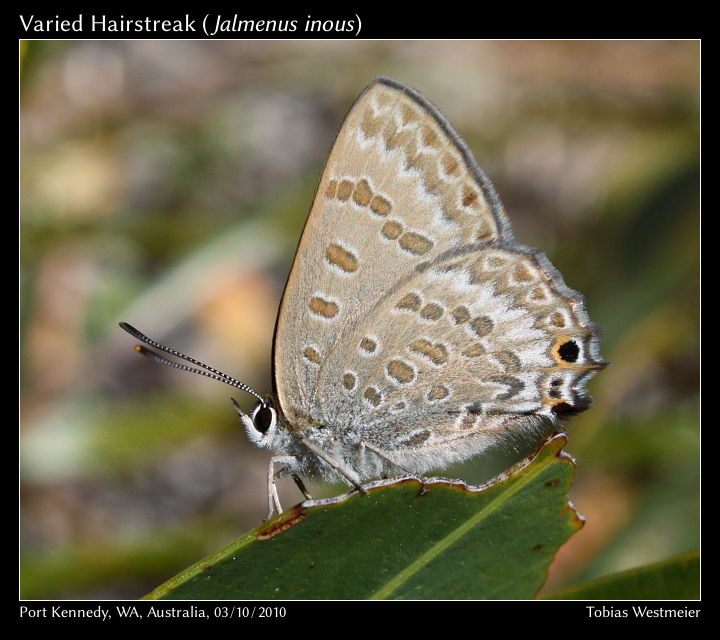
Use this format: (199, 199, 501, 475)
(368, 451, 556, 600)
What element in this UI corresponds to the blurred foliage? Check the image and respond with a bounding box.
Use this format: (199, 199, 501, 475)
(20, 40, 699, 599)
(544, 551, 700, 600)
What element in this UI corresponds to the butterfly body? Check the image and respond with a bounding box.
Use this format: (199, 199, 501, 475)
(255, 400, 551, 486)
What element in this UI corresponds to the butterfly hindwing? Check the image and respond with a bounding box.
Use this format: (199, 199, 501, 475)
(313, 243, 603, 465)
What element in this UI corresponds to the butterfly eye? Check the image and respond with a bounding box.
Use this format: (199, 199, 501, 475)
(252, 404, 276, 434)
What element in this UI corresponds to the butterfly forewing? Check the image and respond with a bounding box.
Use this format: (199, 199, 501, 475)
(274, 79, 508, 423)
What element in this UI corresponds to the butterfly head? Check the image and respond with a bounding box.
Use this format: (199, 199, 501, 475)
(233, 397, 278, 448)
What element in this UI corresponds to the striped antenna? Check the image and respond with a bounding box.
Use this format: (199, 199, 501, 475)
(119, 322, 265, 404)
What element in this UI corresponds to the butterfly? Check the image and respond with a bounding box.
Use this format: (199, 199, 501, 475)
(121, 77, 605, 518)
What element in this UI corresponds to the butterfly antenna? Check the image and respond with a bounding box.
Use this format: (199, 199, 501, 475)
(119, 322, 265, 404)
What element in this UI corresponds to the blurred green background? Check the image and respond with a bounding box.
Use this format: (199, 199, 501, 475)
(20, 40, 699, 599)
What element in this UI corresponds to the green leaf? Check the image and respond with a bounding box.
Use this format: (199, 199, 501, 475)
(144, 433, 582, 600)
(543, 551, 699, 600)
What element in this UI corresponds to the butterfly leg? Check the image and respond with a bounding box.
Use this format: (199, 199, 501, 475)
(360, 440, 429, 487)
(355, 442, 390, 480)
(292, 473, 313, 501)
(266, 455, 298, 520)
(355, 440, 367, 472)
(299, 437, 367, 495)
(360, 440, 412, 474)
